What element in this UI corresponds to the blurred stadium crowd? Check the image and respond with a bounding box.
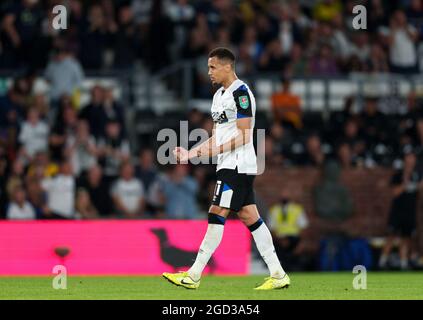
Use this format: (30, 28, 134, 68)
(1, 0, 422, 74)
(0, 0, 423, 233)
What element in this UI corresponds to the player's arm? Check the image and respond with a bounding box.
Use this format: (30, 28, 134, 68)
(203, 118, 251, 158)
(187, 87, 253, 159)
(174, 124, 216, 161)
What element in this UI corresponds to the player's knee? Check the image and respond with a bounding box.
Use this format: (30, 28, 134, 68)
(208, 205, 229, 224)
(238, 209, 261, 228)
(208, 212, 226, 225)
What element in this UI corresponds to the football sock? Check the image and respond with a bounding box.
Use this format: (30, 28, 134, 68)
(400, 259, 408, 269)
(188, 213, 225, 281)
(249, 218, 286, 279)
(379, 254, 388, 268)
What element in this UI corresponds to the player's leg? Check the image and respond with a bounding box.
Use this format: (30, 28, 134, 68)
(162, 204, 230, 289)
(399, 236, 411, 270)
(237, 204, 290, 290)
(379, 235, 395, 269)
(187, 205, 230, 281)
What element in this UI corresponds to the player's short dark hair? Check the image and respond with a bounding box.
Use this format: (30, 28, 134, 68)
(208, 47, 235, 67)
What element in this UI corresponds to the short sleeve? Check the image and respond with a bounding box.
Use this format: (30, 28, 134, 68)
(233, 85, 252, 118)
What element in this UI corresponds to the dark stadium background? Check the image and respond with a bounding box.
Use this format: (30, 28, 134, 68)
(0, 0, 423, 276)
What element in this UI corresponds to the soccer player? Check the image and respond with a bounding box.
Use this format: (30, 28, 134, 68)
(162, 47, 290, 290)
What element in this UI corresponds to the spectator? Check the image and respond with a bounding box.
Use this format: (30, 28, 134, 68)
(25, 175, 47, 219)
(263, 135, 283, 166)
(269, 122, 294, 164)
(166, 0, 196, 61)
(379, 149, 422, 270)
(336, 142, 356, 169)
(258, 39, 289, 73)
(328, 96, 355, 139)
(271, 79, 302, 130)
(136, 148, 158, 192)
(268, 188, 309, 271)
(359, 97, 386, 148)
(286, 42, 308, 77)
(64, 120, 98, 177)
(0, 147, 8, 215)
(380, 10, 419, 74)
(111, 161, 145, 218)
(75, 188, 99, 219)
(78, 4, 114, 70)
(78, 85, 105, 138)
(49, 104, 79, 162)
(301, 134, 326, 167)
(340, 118, 367, 166)
(366, 43, 390, 73)
(0, 77, 29, 132)
(309, 43, 339, 76)
(238, 25, 263, 68)
(255, 12, 278, 46)
(331, 13, 351, 61)
(41, 160, 76, 219)
(102, 86, 126, 137)
(0, 0, 43, 68)
(313, 160, 353, 221)
(161, 164, 199, 219)
(349, 32, 371, 65)
(17, 108, 49, 164)
(26, 151, 59, 180)
(31, 93, 49, 119)
(277, 4, 302, 56)
(78, 165, 112, 217)
(6, 160, 25, 203)
(6, 186, 36, 220)
(112, 4, 138, 69)
(146, 0, 174, 72)
(97, 120, 130, 184)
(44, 44, 84, 106)
(136, 149, 162, 217)
(313, 0, 342, 23)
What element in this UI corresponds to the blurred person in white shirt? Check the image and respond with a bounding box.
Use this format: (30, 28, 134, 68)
(65, 120, 98, 177)
(41, 160, 75, 219)
(379, 10, 419, 74)
(6, 186, 36, 220)
(18, 108, 49, 164)
(111, 161, 145, 219)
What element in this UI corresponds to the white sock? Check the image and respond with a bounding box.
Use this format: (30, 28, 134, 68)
(400, 259, 408, 269)
(188, 223, 224, 281)
(251, 222, 286, 279)
(379, 254, 388, 267)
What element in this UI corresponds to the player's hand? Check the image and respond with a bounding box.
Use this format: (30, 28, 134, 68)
(173, 147, 189, 163)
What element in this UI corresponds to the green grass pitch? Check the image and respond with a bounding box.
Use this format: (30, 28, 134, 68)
(1, 272, 422, 300)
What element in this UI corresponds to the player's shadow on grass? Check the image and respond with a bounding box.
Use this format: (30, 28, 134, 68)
(150, 228, 217, 273)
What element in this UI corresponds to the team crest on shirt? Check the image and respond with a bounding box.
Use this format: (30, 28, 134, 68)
(239, 96, 249, 109)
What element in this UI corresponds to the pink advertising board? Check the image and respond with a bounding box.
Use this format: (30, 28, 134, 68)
(0, 220, 251, 275)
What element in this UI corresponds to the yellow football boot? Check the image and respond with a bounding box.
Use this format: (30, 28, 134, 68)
(162, 271, 200, 289)
(254, 274, 290, 290)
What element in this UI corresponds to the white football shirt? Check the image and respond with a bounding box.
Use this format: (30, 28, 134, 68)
(41, 174, 75, 218)
(211, 79, 257, 174)
(111, 178, 145, 212)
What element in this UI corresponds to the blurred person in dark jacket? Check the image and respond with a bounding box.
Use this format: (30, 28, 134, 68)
(379, 148, 423, 270)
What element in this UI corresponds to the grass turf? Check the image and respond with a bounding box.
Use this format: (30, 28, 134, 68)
(0, 272, 422, 300)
